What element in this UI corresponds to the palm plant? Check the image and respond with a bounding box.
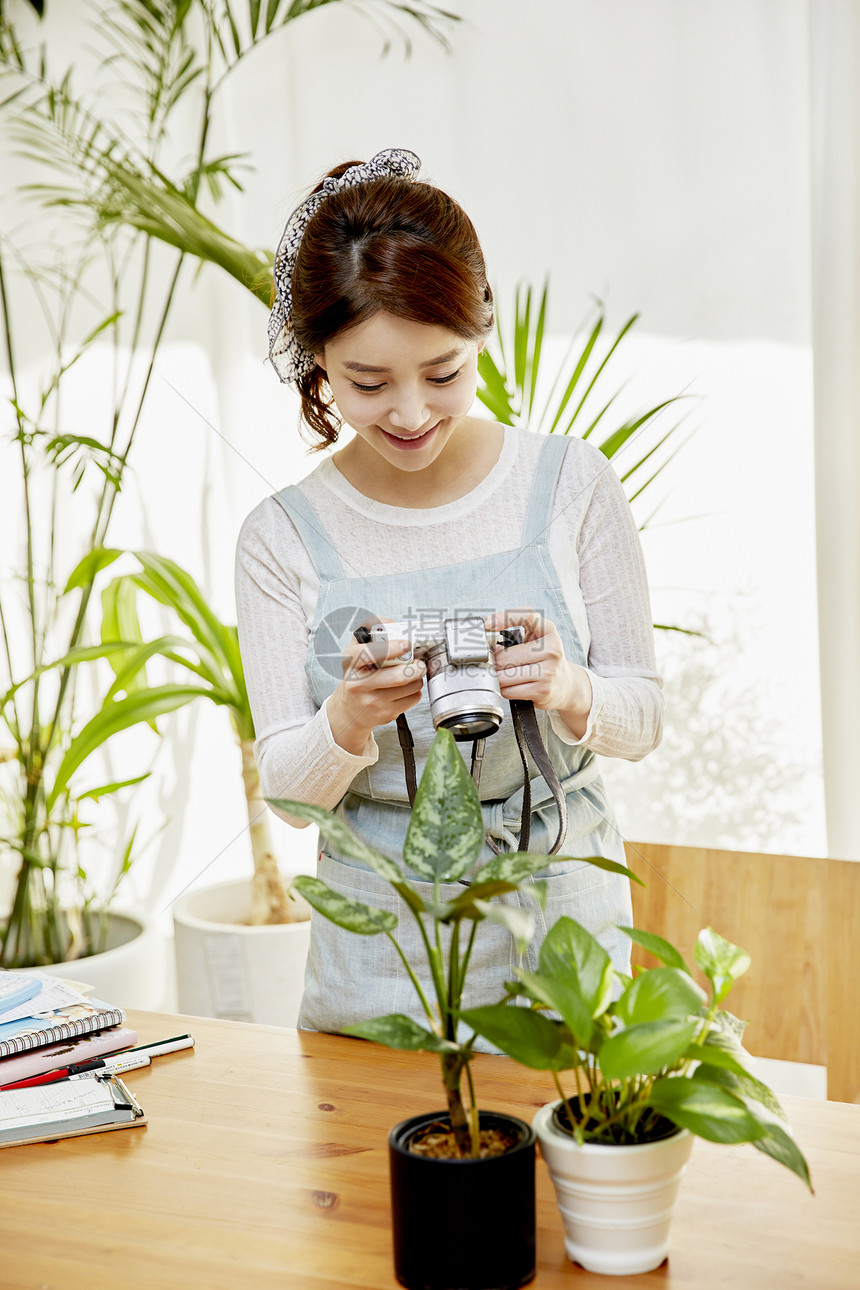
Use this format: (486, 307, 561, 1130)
(477, 281, 689, 524)
(91, 548, 306, 924)
(0, 0, 456, 966)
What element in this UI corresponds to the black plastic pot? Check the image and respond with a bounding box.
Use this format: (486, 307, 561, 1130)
(388, 1110, 536, 1290)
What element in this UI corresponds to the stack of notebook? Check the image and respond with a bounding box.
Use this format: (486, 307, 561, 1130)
(0, 968, 137, 1085)
(0, 968, 145, 1146)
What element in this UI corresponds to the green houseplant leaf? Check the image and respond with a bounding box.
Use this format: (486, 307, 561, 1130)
(461, 1004, 576, 1070)
(695, 927, 751, 1004)
(268, 798, 403, 883)
(617, 924, 692, 974)
(291, 875, 397, 936)
(598, 1018, 700, 1081)
(646, 1078, 766, 1144)
(402, 727, 483, 881)
(516, 969, 598, 1052)
(538, 916, 614, 1017)
(343, 1015, 458, 1053)
(615, 966, 707, 1026)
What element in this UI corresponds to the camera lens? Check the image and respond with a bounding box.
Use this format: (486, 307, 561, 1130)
(437, 711, 502, 742)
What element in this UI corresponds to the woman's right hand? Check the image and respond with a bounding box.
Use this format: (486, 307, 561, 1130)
(326, 630, 426, 756)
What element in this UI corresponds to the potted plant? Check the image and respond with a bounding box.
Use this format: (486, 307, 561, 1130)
(82, 547, 313, 1025)
(0, 0, 453, 987)
(461, 919, 813, 1276)
(272, 726, 638, 1290)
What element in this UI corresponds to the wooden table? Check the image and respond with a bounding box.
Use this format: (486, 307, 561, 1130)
(0, 1011, 857, 1290)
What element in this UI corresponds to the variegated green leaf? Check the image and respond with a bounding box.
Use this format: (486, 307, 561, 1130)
(403, 729, 483, 881)
(268, 799, 402, 883)
(342, 1014, 457, 1053)
(472, 899, 535, 955)
(291, 875, 397, 935)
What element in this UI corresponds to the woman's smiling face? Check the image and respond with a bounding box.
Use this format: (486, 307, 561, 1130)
(316, 312, 481, 474)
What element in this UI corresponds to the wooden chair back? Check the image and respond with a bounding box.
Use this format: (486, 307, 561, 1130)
(624, 841, 860, 1103)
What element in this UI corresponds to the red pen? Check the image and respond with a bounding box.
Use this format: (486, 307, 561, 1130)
(0, 1033, 192, 1090)
(0, 1052, 152, 1090)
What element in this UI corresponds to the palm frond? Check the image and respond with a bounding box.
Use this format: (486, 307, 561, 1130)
(477, 282, 692, 519)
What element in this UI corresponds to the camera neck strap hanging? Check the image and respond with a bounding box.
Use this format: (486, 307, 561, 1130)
(395, 703, 568, 856)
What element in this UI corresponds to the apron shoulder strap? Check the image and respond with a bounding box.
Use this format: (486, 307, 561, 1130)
(520, 433, 569, 548)
(270, 485, 345, 581)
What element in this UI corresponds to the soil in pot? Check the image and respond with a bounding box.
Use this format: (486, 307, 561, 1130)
(389, 1110, 536, 1290)
(552, 1097, 679, 1146)
(408, 1117, 520, 1159)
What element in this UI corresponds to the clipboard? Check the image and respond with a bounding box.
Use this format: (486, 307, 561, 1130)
(0, 1072, 146, 1147)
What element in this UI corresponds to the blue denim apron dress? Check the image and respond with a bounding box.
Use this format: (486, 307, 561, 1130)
(272, 434, 633, 1038)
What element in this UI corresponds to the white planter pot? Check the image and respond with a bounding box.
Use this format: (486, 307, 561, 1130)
(533, 1101, 694, 1276)
(38, 912, 167, 1011)
(172, 878, 311, 1027)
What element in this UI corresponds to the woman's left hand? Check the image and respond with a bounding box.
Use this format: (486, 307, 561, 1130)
(485, 608, 593, 740)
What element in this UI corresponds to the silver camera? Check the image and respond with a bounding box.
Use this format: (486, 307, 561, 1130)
(355, 616, 524, 742)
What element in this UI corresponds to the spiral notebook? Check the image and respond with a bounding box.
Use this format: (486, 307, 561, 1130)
(0, 1000, 125, 1058)
(0, 1073, 146, 1147)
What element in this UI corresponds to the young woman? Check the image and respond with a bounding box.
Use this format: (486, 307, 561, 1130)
(235, 148, 663, 1035)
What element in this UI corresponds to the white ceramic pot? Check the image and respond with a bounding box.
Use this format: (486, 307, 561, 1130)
(38, 911, 167, 1011)
(172, 877, 311, 1026)
(533, 1101, 694, 1276)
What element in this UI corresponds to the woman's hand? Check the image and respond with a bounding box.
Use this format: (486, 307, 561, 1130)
(485, 608, 593, 740)
(326, 626, 426, 756)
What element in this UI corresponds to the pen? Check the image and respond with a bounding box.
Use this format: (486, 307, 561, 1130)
(1, 1053, 152, 1089)
(0, 1032, 194, 1090)
(69, 1054, 152, 1079)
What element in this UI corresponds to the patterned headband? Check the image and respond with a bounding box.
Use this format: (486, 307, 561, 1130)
(267, 147, 423, 385)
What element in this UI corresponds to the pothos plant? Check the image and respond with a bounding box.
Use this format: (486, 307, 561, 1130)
(461, 917, 813, 1189)
(270, 726, 639, 1158)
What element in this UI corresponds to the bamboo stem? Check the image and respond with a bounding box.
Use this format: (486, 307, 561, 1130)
(240, 738, 307, 925)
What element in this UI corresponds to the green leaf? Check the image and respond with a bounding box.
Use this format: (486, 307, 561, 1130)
(517, 969, 598, 1052)
(617, 925, 691, 974)
(342, 1014, 457, 1053)
(403, 729, 483, 881)
(101, 576, 148, 703)
(695, 927, 751, 1003)
(291, 875, 397, 936)
(524, 879, 547, 911)
(441, 879, 520, 918)
(391, 881, 426, 918)
(685, 1063, 810, 1186)
(75, 772, 151, 802)
(599, 1018, 700, 1080)
(266, 798, 403, 883)
(683, 1041, 750, 1080)
(690, 1062, 787, 1122)
(751, 1119, 813, 1192)
(47, 685, 209, 810)
(474, 851, 561, 884)
(539, 916, 614, 1016)
(615, 967, 707, 1026)
(647, 1077, 767, 1144)
(64, 547, 122, 592)
(461, 1004, 576, 1070)
(709, 1008, 749, 1043)
(472, 899, 535, 955)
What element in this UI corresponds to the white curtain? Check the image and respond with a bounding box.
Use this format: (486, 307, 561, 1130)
(810, 0, 860, 860)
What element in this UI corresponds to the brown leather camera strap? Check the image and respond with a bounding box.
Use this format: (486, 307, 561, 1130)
(509, 700, 569, 855)
(396, 714, 418, 806)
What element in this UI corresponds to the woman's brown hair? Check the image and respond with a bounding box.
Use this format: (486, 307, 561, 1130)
(290, 162, 494, 448)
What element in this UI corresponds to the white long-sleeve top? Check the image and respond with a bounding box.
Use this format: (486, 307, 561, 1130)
(235, 426, 663, 824)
